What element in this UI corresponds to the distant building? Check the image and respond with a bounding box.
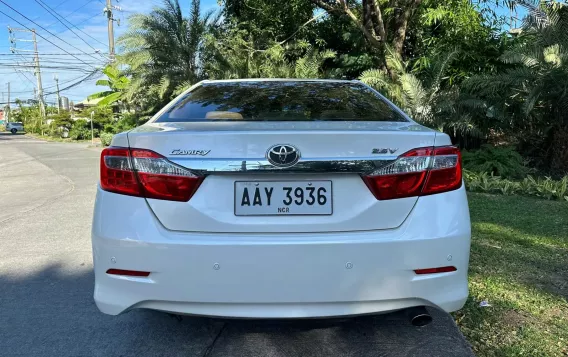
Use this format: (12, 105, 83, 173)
(61, 96, 70, 111)
(73, 97, 103, 110)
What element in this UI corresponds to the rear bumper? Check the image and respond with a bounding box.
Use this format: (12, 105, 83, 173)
(92, 186, 471, 317)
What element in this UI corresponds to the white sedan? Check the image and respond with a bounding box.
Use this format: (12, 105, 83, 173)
(92, 79, 470, 326)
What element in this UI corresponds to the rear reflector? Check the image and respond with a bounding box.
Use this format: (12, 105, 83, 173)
(362, 146, 462, 200)
(414, 266, 457, 275)
(100, 147, 203, 201)
(106, 269, 150, 277)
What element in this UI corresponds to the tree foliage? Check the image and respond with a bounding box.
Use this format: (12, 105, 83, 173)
(465, 2, 568, 172)
(117, 0, 216, 111)
(90, 0, 568, 174)
(88, 65, 130, 107)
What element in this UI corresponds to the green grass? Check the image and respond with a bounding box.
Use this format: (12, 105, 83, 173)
(456, 193, 568, 356)
(25, 133, 95, 143)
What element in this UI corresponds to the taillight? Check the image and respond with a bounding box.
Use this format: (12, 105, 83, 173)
(362, 146, 462, 200)
(100, 147, 203, 201)
(106, 269, 150, 277)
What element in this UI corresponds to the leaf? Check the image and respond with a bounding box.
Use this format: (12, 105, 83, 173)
(359, 69, 391, 91)
(96, 92, 123, 107)
(95, 79, 111, 87)
(88, 91, 113, 100)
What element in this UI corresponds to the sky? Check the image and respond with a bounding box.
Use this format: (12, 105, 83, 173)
(0, 0, 219, 105)
(0, 0, 524, 107)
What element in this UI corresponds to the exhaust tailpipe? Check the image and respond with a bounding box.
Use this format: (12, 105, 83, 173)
(406, 306, 432, 327)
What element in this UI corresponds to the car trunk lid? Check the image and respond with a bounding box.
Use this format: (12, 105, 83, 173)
(126, 121, 436, 233)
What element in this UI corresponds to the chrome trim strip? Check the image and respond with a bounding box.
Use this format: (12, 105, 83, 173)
(169, 157, 397, 175)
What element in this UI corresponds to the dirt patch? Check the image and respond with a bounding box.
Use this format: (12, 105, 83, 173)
(502, 310, 530, 328)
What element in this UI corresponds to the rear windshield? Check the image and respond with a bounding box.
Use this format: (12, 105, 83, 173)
(155, 81, 407, 122)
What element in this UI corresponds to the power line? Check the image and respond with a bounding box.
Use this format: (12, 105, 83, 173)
(63, 0, 99, 19)
(19, 0, 99, 51)
(0, 52, 107, 56)
(4, 53, 105, 66)
(14, 52, 39, 88)
(44, 69, 100, 95)
(6, 73, 96, 94)
(13, 60, 105, 65)
(52, 0, 74, 10)
(0, 64, 96, 73)
(0, 1, 101, 67)
(12, 69, 34, 92)
(35, 0, 107, 51)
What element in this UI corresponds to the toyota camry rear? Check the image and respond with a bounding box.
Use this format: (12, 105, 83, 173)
(92, 79, 470, 318)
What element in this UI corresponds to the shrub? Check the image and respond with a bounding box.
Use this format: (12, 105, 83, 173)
(73, 119, 88, 129)
(69, 127, 91, 140)
(462, 145, 529, 179)
(100, 132, 114, 146)
(464, 170, 568, 201)
(103, 124, 117, 133)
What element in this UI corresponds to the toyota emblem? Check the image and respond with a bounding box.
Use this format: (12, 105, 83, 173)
(266, 144, 301, 167)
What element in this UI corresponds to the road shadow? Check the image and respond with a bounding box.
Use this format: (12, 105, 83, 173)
(0, 264, 474, 357)
(0, 133, 26, 140)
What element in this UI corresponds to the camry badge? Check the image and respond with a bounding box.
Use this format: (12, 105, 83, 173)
(266, 144, 301, 167)
(170, 149, 211, 156)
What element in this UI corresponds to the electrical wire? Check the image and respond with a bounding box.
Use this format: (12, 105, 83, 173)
(4, 54, 105, 66)
(0, 53, 107, 56)
(35, 0, 108, 50)
(52, 0, 74, 10)
(15, 53, 39, 86)
(12, 69, 35, 92)
(15, 60, 105, 66)
(44, 69, 101, 95)
(0, 64, 96, 73)
(23, 0, 99, 42)
(0, 1, 102, 67)
(7, 73, 95, 94)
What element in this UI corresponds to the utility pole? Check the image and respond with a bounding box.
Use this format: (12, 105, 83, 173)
(6, 82, 9, 122)
(31, 29, 46, 125)
(105, 0, 115, 60)
(54, 74, 60, 114)
(90, 111, 95, 144)
(9, 27, 46, 130)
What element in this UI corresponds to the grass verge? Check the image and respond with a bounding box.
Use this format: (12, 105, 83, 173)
(25, 133, 97, 144)
(457, 193, 568, 356)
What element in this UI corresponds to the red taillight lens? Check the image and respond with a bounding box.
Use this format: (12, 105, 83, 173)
(100, 147, 203, 201)
(106, 269, 150, 277)
(100, 147, 140, 196)
(362, 146, 462, 200)
(414, 266, 457, 275)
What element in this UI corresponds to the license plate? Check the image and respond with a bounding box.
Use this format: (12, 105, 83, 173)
(234, 181, 333, 216)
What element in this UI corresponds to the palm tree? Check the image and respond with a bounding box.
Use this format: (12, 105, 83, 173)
(88, 65, 130, 107)
(466, 2, 568, 171)
(118, 0, 215, 106)
(202, 29, 335, 80)
(359, 47, 484, 139)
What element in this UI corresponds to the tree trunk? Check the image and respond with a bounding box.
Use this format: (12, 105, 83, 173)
(391, 0, 421, 56)
(368, 0, 387, 42)
(310, 0, 421, 74)
(362, 0, 374, 34)
(550, 124, 568, 173)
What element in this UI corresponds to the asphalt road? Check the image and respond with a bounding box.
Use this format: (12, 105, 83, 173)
(0, 132, 475, 357)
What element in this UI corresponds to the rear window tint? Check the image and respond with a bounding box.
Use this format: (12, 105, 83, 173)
(155, 81, 407, 122)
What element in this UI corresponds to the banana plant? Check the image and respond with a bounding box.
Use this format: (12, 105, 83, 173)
(88, 65, 130, 107)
